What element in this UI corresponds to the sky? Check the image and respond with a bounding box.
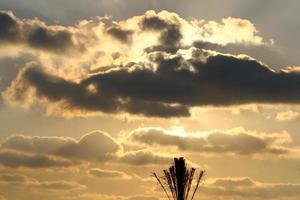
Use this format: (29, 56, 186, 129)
(1, 1, 300, 200)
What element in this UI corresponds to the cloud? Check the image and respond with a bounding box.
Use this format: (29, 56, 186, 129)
(0, 149, 73, 168)
(2, 131, 122, 162)
(37, 180, 85, 191)
(0, 173, 85, 191)
(193, 40, 287, 67)
(4, 47, 300, 118)
(140, 14, 182, 48)
(0, 173, 34, 184)
(0, 11, 21, 43)
(26, 26, 74, 53)
(0, 11, 86, 54)
(204, 177, 300, 199)
(0, 11, 266, 55)
(60, 193, 159, 200)
(3, 62, 190, 117)
(1, 131, 176, 166)
(0, 53, 36, 93)
(0, 9, 271, 64)
(107, 26, 133, 44)
(127, 127, 292, 155)
(276, 110, 299, 121)
(87, 168, 131, 179)
(2, 134, 76, 153)
(56, 131, 122, 162)
(2, 10, 289, 118)
(212, 177, 255, 188)
(118, 149, 172, 165)
(201, 17, 264, 45)
(125, 195, 158, 200)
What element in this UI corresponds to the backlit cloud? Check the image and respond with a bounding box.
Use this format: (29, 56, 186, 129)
(5, 49, 300, 118)
(2, 5, 300, 200)
(276, 110, 300, 121)
(1, 10, 287, 118)
(1, 131, 175, 166)
(87, 168, 131, 179)
(0, 173, 85, 191)
(0, 149, 74, 168)
(0, 10, 91, 54)
(118, 149, 173, 166)
(204, 177, 300, 199)
(128, 127, 292, 155)
(2, 131, 122, 162)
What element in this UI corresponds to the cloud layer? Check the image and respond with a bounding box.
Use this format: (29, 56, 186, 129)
(1, 131, 122, 162)
(204, 177, 300, 199)
(0, 130, 174, 167)
(1, 8, 300, 200)
(87, 168, 131, 179)
(128, 127, 292, 155)
(0, 149, 73, 168)
(5, 48, 300, 118)
(0, 173, 85, 191)
(1, 129, 300, 199)
(118, 149, 172, 165)
(2, 10, 292, 118)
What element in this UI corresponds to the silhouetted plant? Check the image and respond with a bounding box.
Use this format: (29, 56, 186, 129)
(153, 157, 205, 200)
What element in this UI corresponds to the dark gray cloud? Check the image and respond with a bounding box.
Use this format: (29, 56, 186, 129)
(2, 131, 122, 162)
(0, 11, 81, 54)
(83, 49, 300, 107)
(128, 127, 290, 155)
(107, 26, 133, 44)
(123, 100, 189, 118)
(0, 149, 73, 168)
(5, 62, 189, 117)
(144, 44, 186, 54)
(7, 47, 300, 117)
(140, 16, 169, 30)
(0, 11, 21, 42)
(26, 26, 75, 53)
(140, 15, 182, 48)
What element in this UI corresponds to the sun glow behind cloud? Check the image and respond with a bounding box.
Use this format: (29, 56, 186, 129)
(1, 9, 282, 119)
(1, 3, 300, 200)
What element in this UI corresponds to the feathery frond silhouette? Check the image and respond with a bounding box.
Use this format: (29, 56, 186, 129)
(153, 157, 205, 200)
